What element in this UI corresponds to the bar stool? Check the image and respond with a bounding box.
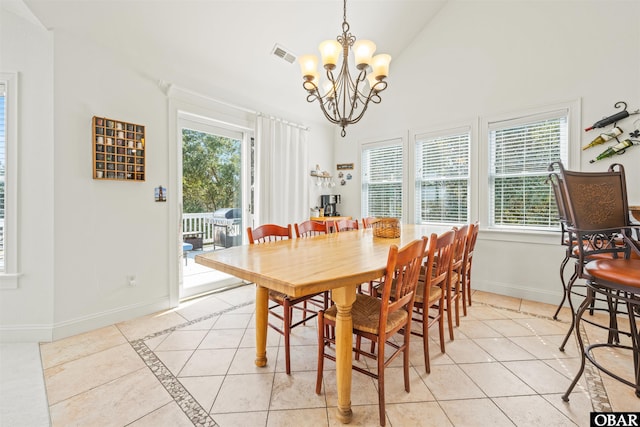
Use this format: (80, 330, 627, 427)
(552, 162, 640, 400)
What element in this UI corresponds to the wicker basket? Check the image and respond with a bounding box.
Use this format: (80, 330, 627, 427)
(372, 217, 401, 238)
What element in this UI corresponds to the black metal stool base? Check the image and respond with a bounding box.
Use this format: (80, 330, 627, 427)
(563, 283, 640, 401)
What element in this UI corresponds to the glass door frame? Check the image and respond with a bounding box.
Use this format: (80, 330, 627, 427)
(168, 93, 254, 307)
(178, 113, 251, 299)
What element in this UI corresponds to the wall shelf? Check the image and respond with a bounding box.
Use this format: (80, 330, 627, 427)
(92, 116, 146, 181)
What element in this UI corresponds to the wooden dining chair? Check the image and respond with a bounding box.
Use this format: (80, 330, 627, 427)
(247, 224, 292, 243)
(323, 220, 337, 234)
(335, 218, 359, 232)
(444, 224, 468, 338)
(295, 220, 327, 238)
(362, 217, 378, 228)
(461, 222, 479, 313)
(411, 230, 456, 373)
(247, 223, 327, 374)
(361, 217, 381, 294)
(316, 237, 427, 426)
(295, 220, 333, 335)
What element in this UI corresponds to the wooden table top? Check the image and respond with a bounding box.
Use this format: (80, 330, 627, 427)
(195, 224, 433, 298)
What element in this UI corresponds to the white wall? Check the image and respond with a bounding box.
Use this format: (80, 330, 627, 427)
(0, 7, 55, 341)
(50, 29, 172, 338)
(334, 1, 640, 305)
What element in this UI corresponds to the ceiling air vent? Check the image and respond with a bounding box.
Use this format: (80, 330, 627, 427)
(272, 44, 296, 64)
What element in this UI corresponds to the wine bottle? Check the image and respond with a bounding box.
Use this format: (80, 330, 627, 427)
(585, 110, 630, 131)
(589, 139, 634, 163)
(582, 126, 623, 150)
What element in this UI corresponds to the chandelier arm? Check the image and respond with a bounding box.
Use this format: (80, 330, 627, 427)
(302, 79, 341, 125)
(345, 68, 370, 121)
(324, 68, 341, 122)
(347, 85, 387, 125)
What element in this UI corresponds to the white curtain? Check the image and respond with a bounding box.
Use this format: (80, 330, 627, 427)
(255, 115, 309, 227)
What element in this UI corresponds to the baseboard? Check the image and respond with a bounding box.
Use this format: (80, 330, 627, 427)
(0, 325, 53, 343)
(473, 278, 564, 307)
(0, 296, 172, 343)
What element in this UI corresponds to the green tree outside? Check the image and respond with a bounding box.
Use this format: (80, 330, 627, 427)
(182, 129, 241, 213)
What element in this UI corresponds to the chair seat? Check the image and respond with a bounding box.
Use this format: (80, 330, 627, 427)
(323, 294, 408, 335)
(414, 281, 442, 304)
(268, 290, 288, 303)
(584, 259, 640, 288)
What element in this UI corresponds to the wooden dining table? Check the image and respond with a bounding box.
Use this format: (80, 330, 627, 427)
(195, 224, 432, 423)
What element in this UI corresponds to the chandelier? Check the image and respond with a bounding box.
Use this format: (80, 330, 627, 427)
(298, 0, 391, 137)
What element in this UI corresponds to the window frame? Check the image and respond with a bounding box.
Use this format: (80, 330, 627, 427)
(0, 72, 20, 289)
(479, 100, 580, 236)
(413, 125, 471, 225)
(360, 135, 407, 221)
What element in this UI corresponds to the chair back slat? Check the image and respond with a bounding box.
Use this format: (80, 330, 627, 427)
(362, 217, 378, 228)
(335, 219, 359, 232)
(553, 162, 634, 274)
(247, 224, 292, 244)
(560, 163, 629, 231)
(430, 230, 456, 290)
(548, 162, 570, 225)
(463, 222, 479, 275)
(378, 237, 428, 326)
(451, 225, 469, 274)
(295, 220, 327, 238)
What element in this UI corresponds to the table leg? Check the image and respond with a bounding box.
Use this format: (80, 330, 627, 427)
(331, 286, 356, 424)
(255, 284, 268, 367)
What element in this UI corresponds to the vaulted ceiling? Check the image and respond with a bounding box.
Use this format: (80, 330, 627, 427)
(21, 0, 447, 121)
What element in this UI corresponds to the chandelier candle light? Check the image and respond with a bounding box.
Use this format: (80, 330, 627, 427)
(299, 0, 391, 137)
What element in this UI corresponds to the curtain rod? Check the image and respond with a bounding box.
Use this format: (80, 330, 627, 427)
(256, 113, 310, 132)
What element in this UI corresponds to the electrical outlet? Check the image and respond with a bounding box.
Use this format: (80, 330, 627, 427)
(127, 275, 136, 287)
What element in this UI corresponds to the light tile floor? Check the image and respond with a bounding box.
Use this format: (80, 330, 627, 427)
(6, 286, 640, 426)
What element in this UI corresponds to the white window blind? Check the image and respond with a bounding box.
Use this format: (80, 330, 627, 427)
(489, 111, 568, 229)
(0, 72, 18, 287)
(415, 129, 470, 223)
(362, 141, 403, 219)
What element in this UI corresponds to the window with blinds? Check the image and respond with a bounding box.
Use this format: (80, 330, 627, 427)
(0, 72, 18, 286)
(489, 111, 568, 230)
(415, 129, 470, 223)
(362, 141, 403, 219)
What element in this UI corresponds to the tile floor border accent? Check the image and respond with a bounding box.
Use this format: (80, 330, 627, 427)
(129, 300, 254, 427)
(131, 340, 218, 427)
(127, 297, 613, 426)
(576, 319, 612, 413)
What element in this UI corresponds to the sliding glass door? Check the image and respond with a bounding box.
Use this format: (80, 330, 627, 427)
(178, 114, 250, 299)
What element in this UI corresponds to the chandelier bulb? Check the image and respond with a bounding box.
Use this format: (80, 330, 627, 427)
(299, 54, 319, 79)
(371, 54, 391, 79)
(319, 40, 341, 69)
(353, 40, 376, 68)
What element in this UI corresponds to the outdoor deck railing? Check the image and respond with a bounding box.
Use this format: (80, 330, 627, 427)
(182, 212, 242, 248)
